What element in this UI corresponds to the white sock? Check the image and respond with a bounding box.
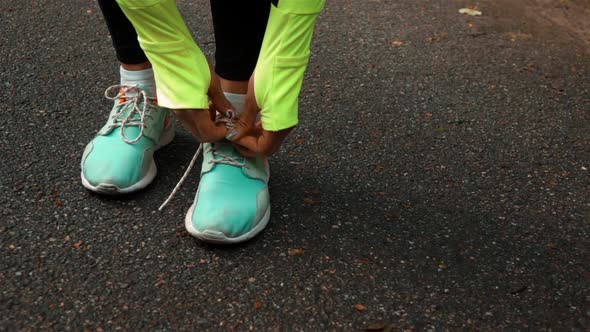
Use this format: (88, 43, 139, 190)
(223, 92, 246, 115)
(120, 67, 156, 97)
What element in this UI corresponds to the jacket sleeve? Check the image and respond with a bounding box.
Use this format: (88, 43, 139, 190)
(115, 0, 210, 110)
(254, 0, 326, 131)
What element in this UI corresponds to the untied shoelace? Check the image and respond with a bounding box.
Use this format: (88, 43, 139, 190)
(158, 110, 245, 211)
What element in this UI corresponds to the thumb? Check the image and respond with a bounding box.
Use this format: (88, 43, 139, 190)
(226, 78, 260, 141)
(209, 91, 235, 118)
(207, 65, 235, 117)
(226, 105, 258, 141)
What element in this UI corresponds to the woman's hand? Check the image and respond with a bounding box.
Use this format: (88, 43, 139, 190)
(225, 76, 293, 157)
(172, 65, 236, 142)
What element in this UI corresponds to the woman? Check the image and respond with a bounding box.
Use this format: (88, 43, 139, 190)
(81, 0, 325, 243)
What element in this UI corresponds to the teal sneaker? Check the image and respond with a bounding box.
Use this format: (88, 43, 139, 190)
(81, 85, 174, 194)
(184, 142, 271, 244)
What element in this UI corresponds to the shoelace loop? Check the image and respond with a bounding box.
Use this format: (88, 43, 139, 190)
(158, 112, 241, 211)
(104, 85, 156, 144)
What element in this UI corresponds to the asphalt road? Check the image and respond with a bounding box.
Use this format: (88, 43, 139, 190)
(1, 0, 589, 330)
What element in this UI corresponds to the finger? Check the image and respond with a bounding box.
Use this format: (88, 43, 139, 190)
(193, 110, 228, 142)
(172, 109, 201, 138)
(173, 109, 227, 142)
(226, 118, 250, 142)
(233, 128, 292, 156)
(253, 121, 263, 135)
(207, 68, 235, 117)
(198, 122, 227, 142)
(232, 134, 262, 153)
(210, 93, 234, 117)
(225, 75, 260, 141)
(208, 101, 217, 121)
(232, 143, 258, 158)
(225, 102, 259, 141)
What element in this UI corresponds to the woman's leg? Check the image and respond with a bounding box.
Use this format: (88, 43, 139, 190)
(210, 0, 271, 94)
(81, 0, 171, 195)
(185, 0, 274, 244)
(96, 0, 155, 93)
(97, 0, 149, 69)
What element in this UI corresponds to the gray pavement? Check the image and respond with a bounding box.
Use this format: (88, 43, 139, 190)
(1, 0, 589, 330)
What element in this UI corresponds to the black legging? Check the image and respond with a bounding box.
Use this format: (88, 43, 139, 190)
(97, 0, 271, 81)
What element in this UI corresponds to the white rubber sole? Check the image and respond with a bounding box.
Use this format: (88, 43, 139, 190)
(184, 203, 271, 244)
(80, 159, 157, 195)
(81, 123, 175, 195)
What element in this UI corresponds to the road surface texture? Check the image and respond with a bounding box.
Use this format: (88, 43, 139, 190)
(1, 0, 589, 330)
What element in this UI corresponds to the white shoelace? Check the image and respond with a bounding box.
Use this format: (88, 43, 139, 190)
(158, 112, 244, 211)
(104, 85, 155, 144)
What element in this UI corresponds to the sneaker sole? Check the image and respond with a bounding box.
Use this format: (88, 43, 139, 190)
(184, 203, 271, 244)
(81, 122, 175, 195)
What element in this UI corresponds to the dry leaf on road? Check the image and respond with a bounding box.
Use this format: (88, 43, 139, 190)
(459, 8, 482, 16)
(354, 304, 367, 311)
(254, 300, 263, 309)
(288, 248, 305, 256)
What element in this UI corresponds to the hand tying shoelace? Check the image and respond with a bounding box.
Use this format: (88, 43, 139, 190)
(158, 111, 243, 211)
(104, 85, 156, 144)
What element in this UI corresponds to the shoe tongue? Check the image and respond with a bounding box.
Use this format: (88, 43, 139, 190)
(118, 86, 155, 121)
(112, 101, 143, 127)
(120, 84, 155, 105)
(121, 82, 156, 98)
(213, 142, 242, 160)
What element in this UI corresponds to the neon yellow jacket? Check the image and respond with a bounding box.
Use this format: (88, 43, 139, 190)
(254, 0, 325, 131)
(116, 0, 325, 131)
